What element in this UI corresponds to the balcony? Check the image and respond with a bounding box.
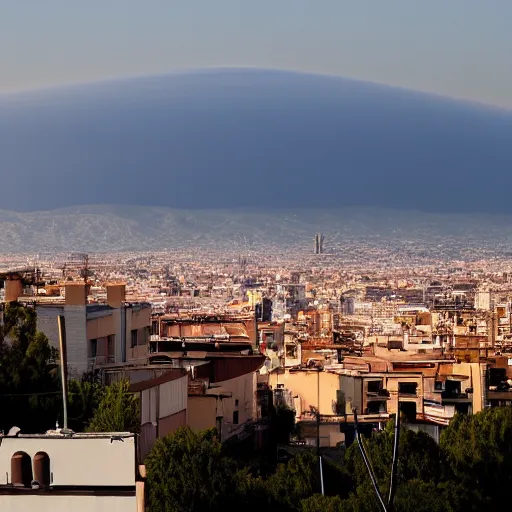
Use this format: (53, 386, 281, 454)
(441, 391, 470, 403)
(366, 388, 390, 400)
(87, 355, 115, 369)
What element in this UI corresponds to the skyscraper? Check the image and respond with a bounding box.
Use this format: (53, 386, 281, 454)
(314, 233, 325, 254)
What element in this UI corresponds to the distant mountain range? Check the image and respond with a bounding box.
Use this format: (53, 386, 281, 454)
(1, 205, 512, 256)
(1, 68, 512, 214)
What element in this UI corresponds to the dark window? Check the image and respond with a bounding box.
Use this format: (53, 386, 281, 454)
(233, 411, 239, 425)
(107, 335, 115, 357)
(151, 320, 159, 336)
(235, 399, 239, 407)
(367, 401, 385, 414)
(90, 339, 97, 358)
(489, 368, 506, 387)
(367, 380, 382, 393)
(285, 344, 297, 358)
(398, 382, 417, 396)
(138, 327, 149, 346)
(131, 329, 138, 348)
(399, 401, 417, 421)
(444, 380, 462, 397)
(334, 390, 345, 414)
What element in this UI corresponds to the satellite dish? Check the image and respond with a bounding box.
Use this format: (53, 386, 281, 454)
(7, 426, 21, 437)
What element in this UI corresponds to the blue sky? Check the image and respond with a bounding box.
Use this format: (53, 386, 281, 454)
(2, 1, 511, 107)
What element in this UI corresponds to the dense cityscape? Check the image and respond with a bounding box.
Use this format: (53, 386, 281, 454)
(2, 234, 512, 510)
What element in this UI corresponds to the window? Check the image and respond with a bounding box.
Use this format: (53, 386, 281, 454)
(398, 382, 417, 396)
(285, 344, 297, 358)
(434, 380, 445, 392)
(107, 335, 115, 358)
(235, 399, 239, 407)
(131, 329, 138, 348)
(151, 320, 159, 336)
(90, 339, 97, 358)
(138, 327, 149, 346)
(233, 411, 239, 425)
(399, 401, 417, 421)
(367, 380, 382, 393)
(444, 380, 462, 397)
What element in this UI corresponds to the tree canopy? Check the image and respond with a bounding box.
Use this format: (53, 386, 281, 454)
(144, 410, 511, 512)
(85, 379, 139, 433)
(0, 303, 60, 433)
(145, 427, 241, 512)
(440, 406, 512, 508)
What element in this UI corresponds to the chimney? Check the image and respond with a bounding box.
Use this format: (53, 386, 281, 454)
(5, 277, 23, 302)
(65, 283, 87, 306)
(107, 283, 126, 308)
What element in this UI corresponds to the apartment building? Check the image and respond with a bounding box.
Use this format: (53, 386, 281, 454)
(0, 279, 151, 378)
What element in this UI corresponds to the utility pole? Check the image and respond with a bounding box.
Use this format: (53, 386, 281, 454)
(57, 316, 68, 431)
(316, 367, 321, 455)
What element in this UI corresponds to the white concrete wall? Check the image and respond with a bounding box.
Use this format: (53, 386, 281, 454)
(36, 306, 64, 350)
(0, 495, 135, 512)
(213, 372, 256, 439)
(64, 306, 88, 377)
(158, 376, 188, 419)
(0, 436, 135, 487)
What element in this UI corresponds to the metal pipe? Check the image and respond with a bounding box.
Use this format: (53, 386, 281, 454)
(319, 456, 325, 496)
(316, 368, 321, 455)
(481, 363, 487, 410)
(353, 408, 387, 512)
(387, 412, 400, 509)
(57, 315, 68, 430)
(254, 305, 259, 349)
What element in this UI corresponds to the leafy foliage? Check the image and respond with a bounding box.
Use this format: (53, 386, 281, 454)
(67, 377, 104, 432)
(85, 380, 139, 433)
(300, 494, 346, 512)
(344, 420, 446, 495)
(440, 407, 512, 508)
(145, 427, 241, 512)
(0, 303, 60, 433)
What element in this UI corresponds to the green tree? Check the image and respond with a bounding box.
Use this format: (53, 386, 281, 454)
(440, 407, 512, 508)
(67, 377, 104, 432)
(344, 421, 446, 494)
(301, 494, 346, 512)
(86, 380, 139, 433)
(265, 451, 349, 511)
(340, 421, 460, 512)
(0, 303, 60, 433)
(145, 427, 241, 512)
(266, 451, 319, 511)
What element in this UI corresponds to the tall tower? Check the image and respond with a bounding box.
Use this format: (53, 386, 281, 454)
(314, 233, 324, 254)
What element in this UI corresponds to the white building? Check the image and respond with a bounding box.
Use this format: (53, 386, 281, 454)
(0, 430, 142, 512)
